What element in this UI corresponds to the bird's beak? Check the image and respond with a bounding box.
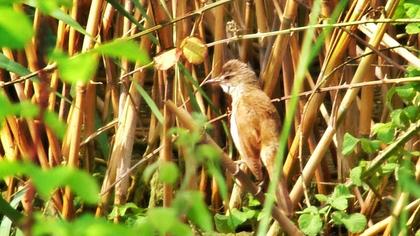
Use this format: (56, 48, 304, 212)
(204, 75, 224, 85)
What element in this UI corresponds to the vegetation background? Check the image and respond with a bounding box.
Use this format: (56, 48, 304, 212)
(0, 0, 419, 235)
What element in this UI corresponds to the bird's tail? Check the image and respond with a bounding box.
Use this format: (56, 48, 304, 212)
(276, 174, 293, 216)
(261, 145, 293, 216)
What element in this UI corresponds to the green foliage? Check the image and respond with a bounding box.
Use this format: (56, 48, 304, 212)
(44, 110, 67, 140)
(173, 191, 213, 232)
(298, 185, 367, 234)
(136, 114, 218, 234)
(0, 7, 33, 49)
(214, 208, 256, 233)
(394, 0, 420, 34)
(33, 214, 142, 236)
(158, 161, 179, 185)
(397, 160, 420, 198)
(0, 53, 31, 76)
(331, 212, 367, 233)
(342, 133, 359, 156)
(135, 83, 164, 124)
(344, 79, 420, 190)
(0, 93, 67, 139)
(0, 160, 99, 204)
(52, 51, 99, 84)
(298, 206, 323, 236)
(93, 39, 150, 64)
(52, 39, 150, 85)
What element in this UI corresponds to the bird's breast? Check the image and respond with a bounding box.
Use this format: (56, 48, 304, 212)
(229, 106, 241, 154)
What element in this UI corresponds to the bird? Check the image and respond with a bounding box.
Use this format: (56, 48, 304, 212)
(206, 59, 292, 214)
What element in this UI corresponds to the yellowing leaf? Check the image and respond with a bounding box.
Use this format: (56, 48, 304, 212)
(180, 37, 207, 64)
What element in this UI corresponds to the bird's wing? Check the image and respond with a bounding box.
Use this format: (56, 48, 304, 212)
(235, 90, 282, 180)
(234, 96, 264, 180)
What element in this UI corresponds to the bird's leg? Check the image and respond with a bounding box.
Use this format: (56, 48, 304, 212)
(229, 160, 247, 210)
(255, 179, 266, 198)
(232, 160, 246, 176)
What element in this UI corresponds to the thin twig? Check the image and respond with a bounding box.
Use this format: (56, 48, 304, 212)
(206, 18, 420, 47)
(273, 76, 420, 101)
(100, 145, 163, 195)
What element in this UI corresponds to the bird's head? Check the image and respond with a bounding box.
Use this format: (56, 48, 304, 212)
(206, 60, 260, 95)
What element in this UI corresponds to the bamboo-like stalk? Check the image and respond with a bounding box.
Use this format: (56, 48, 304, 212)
(360, 199, 420, 236)
(283, 0, 370, 180)
(289, 0, 400, 208)
(150, 0, 174, 208)
(358, 56, 376, 136)
(210, 2, 225, 210)
(62, 0, 104, 219)
(97, 5, 154, 215)
(261, 0, 297, 97)
(239, 0, 253, 62)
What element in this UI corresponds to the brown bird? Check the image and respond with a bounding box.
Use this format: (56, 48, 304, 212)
(207, 59, 292, 214)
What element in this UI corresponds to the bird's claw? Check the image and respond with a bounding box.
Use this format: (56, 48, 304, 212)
(232, 160, 246, 176)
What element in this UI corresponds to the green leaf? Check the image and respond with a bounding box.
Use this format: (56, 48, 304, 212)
(341, 213, 367, 233)
(330, 197, 348, 211)
(0, 160, 99, 204)
(94, 39, 150, 64)
(133, 217, 154, 235)
(0, 93, 18, 122)
(406, 67, 420, 77)
(170, 222, 193, 236)
(381, 162, 398, 175)
(33, 167, 99, 204)
(108, 203, 139, 219)
(36, 0, 59, 13)
(173, 191, 213, 232)
(50, 9, 90, 36)
(0, 53, 31, 76)
(53, 51, 99, 84)
(403, 0, 420, 34)
(142, 162, 158, 183)
(147, 208, 177, 234)
(0, 7, 33, 49)
(135, 84, 163, 124)
(396, 84, 416, 101)
(33, 214, 140, 236)
(24, 1, 89, 37)
(406, 23, 420, 34)
(405, 0, 420, 18)
(158, 161, 179, 185)
(360, 139, 381, 154)
(398, 161, 420, 198)
(44, 110, 67, 140)
(301, 206, 319, 214)
(331, 211, 345, 225)
(391, 109, 409, 128)
(298, 213, 323, 236)
(0, 191, 24, 227)
(332, 184, 353, 198)
(214, 208, 254, 233)
(315, 194, 328, 202)
(329, 185, 353, 210)
(342, 133, 359, 156)
(372, 122, 395, 144)
(17, 101, 40, 119)
(393, 0, 407, 19)
(196, 144, 228, 201)
(403, 105, 419, 122)
(350, 166, 363, 186)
